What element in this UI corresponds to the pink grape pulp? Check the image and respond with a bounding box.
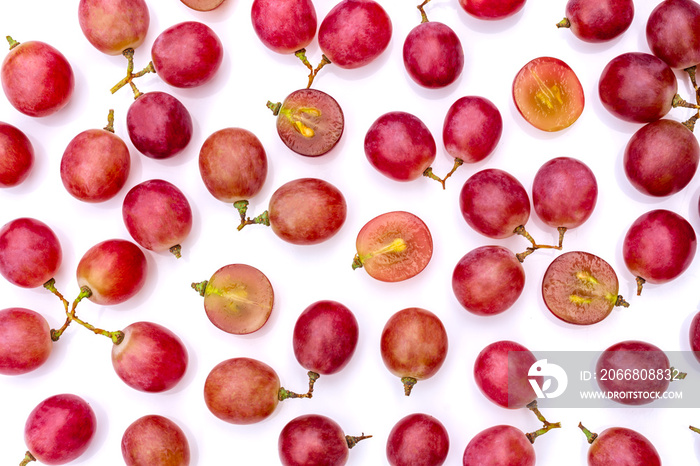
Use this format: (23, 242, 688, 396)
(403, 21, 464, 89)
(0, 307, 52, 375)
(251, 0, 317, 54)
(78, 0, 150, 55)
(0, 121, 34, 187)
(0, 217, 62, 288)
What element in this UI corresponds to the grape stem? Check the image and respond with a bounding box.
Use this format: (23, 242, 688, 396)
(514, 225, 562, 262)
(690, 425, 700, 434)
(401, 376, 418, 396)
(169, 245, 183, 258)
(578, 422, 598, 444)
(526, 400, 561, 443)
(6, 36, 20, 50)
(684, 66, 700, 105)
(103, 109, 115, 133)
(556, 18, 571, 29)
(346, 433, 372, 449)
(110, 48, 155, 99)
(278, 371, 320, 401)
(423, 158, 464, 189)
(19, 451, 36, 466)
(295, 48, 332, 89)
(417, 0, 431, 23)
(672, 93, 700, 110)
(233, 200, 270, 231)
(635, 276, 646, 296)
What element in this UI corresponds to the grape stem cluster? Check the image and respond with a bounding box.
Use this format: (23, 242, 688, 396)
(525, 401, 561, 443)
(110, 47, 155, 99)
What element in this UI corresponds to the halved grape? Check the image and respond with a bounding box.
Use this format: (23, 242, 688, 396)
(557, 0, 634, 43)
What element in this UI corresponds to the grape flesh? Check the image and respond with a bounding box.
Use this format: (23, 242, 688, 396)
(251, 0, 317, 54)
(278, 414, 357, 466)
(646, 0, 700, 69)
(462, 425, 534, 466)
(0, 121, 34, 187)
(442, 96, 502, 164)
(364, 111, 436, 182)
(0, 217, 62, 288)
(584, 425, 661, 466)
(473, 340, 538, 409)
(559, 0, 634, 43)
(386, 413, 449, 466)
(78, 0, 150, 55)
(0, 307, 52, 375)
(403, 20, 464, 89)
(458, 0, 526, 20)
(121, 414, 190, 466)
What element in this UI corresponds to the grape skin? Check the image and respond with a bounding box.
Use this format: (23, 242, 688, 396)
(646, 0, 700, 69)
(0, 217, 62, 288)
(463, 425, 534, 466)
(78, 0, 150, 55)
(251, 0, 317, 54)
(0, 122, 34, 187)
(403, 21, 464, 89)
(0, 307, 52, 375)
(121, 414, 190, 466)
(560, 0, 634, 43)
(443, 96, 502, 164)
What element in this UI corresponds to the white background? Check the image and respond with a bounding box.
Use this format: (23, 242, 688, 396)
(2, 0, 700, 464)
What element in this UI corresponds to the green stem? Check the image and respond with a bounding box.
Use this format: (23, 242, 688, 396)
(346, 433, 372, 449)
(103, 109, 115, 133)
(191, 280, 208, 296)
(401, 376, 418, 396)
(526, 400, 562, 443)
(110, 48, 155, 99)
(556, 18, 571, 29)
(6, 35, 19, 50)
(515, 225, 562, 261)
(422, 158, 464, 190)
(683, 112, 699, 132)
(278, 371, 320, 401)
(19, 451, 36, 466)
(672, 93, 700, 110)
(578, 422, 598, 444)
(635, 276, 646, 296)
(234, 200, 270, 231)
(690, 425, 700, 434)
(295, 49, 332, 89)
(169, 245, 182, 258)
(417, 0, 431, 23)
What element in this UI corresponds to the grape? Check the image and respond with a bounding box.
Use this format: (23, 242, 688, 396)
(268, 88, 344, 157)
(386, 413, 449, 466)
(151, 21, 223, 88)
(292, 300, 359, 375)
(442, 95, 502, 164)
(595, 340, 672, 405)
(199, 127, 268, 204)
(556, 0, 634, 43)
(76, 239, 148, 305)
(180, 0, 226, 11)
(622, 209, 697, 294)
(1, 37, 74, 117)
(251, 0, 317, 54)
(598, 52, 678, 123)
(623, 119, 700, 197)
(364, 111, 436, 182)
(192, 263, 274, 335)
(0, 121, 34, 188)
(126, 91, 193, 159)
(473, 340, 538, 409)
(403, 3, 464, 89)
(579, 423, 661, 466)
(60, 110, 131, 203)
(23, 393, 96, 465)
(458, 0, 526, 20)
(542, 251, 628, 325)
(122, 179, 193, 258)
(512, 56, 584, 132)
(318, 0, 392, 69)
(112, 321, 188, 393)
(0, 217, 62, 288)
(0, 307, 52, 375)
(462, 425, 535, 466)
(646, 0, 700, 69)
(380, 307, 448, 395)
(353, 211, 433, 282)
(691, 310, 700, 363)
(121, 414, 190, 466)
(452, 245, 525, 316)
(78, 0, 150, 55)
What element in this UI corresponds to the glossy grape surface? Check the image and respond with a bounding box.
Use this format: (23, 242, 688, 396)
(646, 0, 700, 69)
(690, 310, 700, 363)
(0, 122, 34, 187)
(403, 21, 464, 89)
(251, 0, 317, 54)
(78, 0, 150, 55)
(442, 96, 502, 164)
(0, 307, 52, 375)
(560, 0, 634, 43)
(459, 0, 526, 20)
(386, 413, 449, 466)
(473, 340, 538, 409)
(463, 425, 534, 466)
(0, 217, 62, 288)
(278, 414, 353, 466)
(585, 426, 661, 466)
(121, 414, 190, 466)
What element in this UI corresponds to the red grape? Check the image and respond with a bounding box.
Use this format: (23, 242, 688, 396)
(557, 0, 634, 43)
(126, 91, 193, 159)
(76, 239, 148, 305)
(691, 310, 700, 364)
(646, 0, 700, 69)
(0, 217, 62, 288)
(386, 413, 449, 466)
(598, 52, 678, 123)
(23, 393, 96, 465)
(112, 321, 188, 393)
(452, 245, 525, 316)
(1, 37, 74, 117)
(121, 414, 190, 466)
(181, 0, 225, 11)
(462, 425, 535, 466)
(442, 95, 502, 164)
(364, 111, 436, 182)
(151, 21, 223, 88)
(353, 211, 433, 282)
(78, 0, 150, 55)
(122, 179, 193, 257)
(623, 119, 700, 197)
(380, 307, 448, 395)
(0, 121, 34, 188)
(579, 423, 661, 466)
(512, 56, 584, 132)
(473, 340, 538, 409)
(318, 0, 392, 69)
(459, 0, 526, 20)
(622, 209, 696, 294)
(251, 0, 317, 54)
(0, 307, 52, 375)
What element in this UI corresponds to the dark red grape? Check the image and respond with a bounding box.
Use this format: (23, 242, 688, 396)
(0, 121, 34, 188)
(279, 414, 370, 466)
(151, 21, 223, 88)
(452, 245, 525, 316)
(60, 111, 131, 203)
(292, 300, 359, 375)
(473, 340, 538, 409)
(181, 0, 225, 11)
(192, 263, 274, 335)
(512, 56, 584, 132)
(623, 119, 700, 197)
(691, 310, 700, 364)
(579, 423, 661, 466)
(557, 0, 634, 43)
(542, 251, 628, 325)
(23, 393, 96, 465)
(622, 209, 696, 294)
(269, 88, 344, 157)
(364, 111, 436, 182)
(126, 91, 193, 159)
(353, 211, 433, 282)
(386, 413, 449, 466)
(251, 0, 317, 54)
(595, 340, 672, 405)
(647, 0, 700, 69)
(318, 0, 392, 69)
(0, 307, 52, 375)
(122, 179, 193, 257)
(598, 52, 677, 123)
(458, 0, 526, 20)
(112, 321, 188, 393)
(380, 307, 448, 395)
(0, 217, 62, 288)
(443, 96, 502, 164)
(199, 127, 268, 204)
(1, 37, 74, 117)
(78, 0, 150, 55)
(403, 5, 464, 89)
(121, 414, 190, 466)
(462, 425, 534, 466)
(76, 239, 148, 305)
